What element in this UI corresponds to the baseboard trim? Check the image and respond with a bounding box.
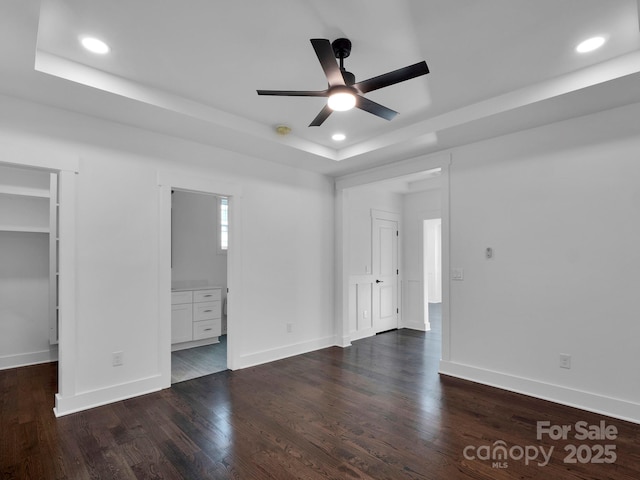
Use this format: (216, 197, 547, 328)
(53, 375, 164, 417)
(401, 320, 430, 332)
(349, 327, 376, 342)
(336, 334, 352, 348)
(0, 348, 58, 370)
(238, 335, 336, 369)
(171, 337, 219, 352)
(439, 361, 640, 425)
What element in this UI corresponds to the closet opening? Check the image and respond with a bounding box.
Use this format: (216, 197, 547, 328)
(0, 164, 59, 374)
(169, 189, 229, 383)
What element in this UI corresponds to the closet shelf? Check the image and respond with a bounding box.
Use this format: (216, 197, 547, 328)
(0, 185, 50, 198)
(0, 225, 49, 233)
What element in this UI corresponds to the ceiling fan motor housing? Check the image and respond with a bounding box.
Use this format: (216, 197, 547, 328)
(331, 38, 352, 59)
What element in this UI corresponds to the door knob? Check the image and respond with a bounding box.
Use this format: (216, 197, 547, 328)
(375, 279, 383, 283)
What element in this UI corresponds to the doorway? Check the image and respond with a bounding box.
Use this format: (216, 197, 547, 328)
(157, 171, 242, 389)
(0, 165, 58, 369)
(424, 218, 442, 330)
(170, 189, 228, 383)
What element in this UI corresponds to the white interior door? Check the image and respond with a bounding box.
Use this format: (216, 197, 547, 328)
(372, 217, 398, 332)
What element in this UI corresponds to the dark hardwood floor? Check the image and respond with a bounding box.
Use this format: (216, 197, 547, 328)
(2, 316, 639, 479)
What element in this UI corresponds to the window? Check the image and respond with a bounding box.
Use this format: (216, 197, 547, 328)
(219, 196, 228, 252)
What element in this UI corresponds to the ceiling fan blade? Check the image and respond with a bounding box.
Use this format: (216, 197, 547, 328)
(356, 96, 398, 121)
(257, 89, 328, 97)
(309, 104, 333, 127)
(354, 61, 429, 94)
(310, 39, 345, 87)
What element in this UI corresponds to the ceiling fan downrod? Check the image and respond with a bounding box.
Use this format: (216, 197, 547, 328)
(332, 38, 355, 86)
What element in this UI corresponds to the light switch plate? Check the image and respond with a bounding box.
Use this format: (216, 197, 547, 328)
(452, 268, 464, 280)
(112, 351, 123, 367)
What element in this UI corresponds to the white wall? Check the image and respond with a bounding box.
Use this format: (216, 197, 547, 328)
(0, 93, 334, 414)
(402, 188, 441, 330)
(171, 190, 227, 292)
(443, 101, 640, 422)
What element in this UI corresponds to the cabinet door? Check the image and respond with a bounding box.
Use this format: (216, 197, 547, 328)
(171, 304, 193, 344)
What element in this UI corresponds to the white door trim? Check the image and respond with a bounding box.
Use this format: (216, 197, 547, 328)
(157, 171, 244, 388)
(370, 209, 400, 222)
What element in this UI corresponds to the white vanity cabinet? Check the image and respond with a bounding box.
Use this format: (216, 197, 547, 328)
(171, 287, 222, 349)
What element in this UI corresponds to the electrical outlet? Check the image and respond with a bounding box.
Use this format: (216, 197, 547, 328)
(363, 310, 368, 319)
(452, 268, 464, 280)
(286, 323, 293, 333)
(112, 351, 124, 367)
(559, 353, 571, 369)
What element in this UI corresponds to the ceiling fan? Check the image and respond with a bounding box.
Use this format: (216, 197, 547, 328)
(257, 38, 429, 127)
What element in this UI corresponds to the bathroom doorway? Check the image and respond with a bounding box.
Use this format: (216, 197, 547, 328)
(170, 189, 229, 383)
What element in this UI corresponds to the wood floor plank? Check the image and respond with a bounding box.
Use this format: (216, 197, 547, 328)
(1, 318, 640, 479)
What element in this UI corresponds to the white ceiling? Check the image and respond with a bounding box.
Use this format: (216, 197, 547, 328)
(1, 0, 640, 176)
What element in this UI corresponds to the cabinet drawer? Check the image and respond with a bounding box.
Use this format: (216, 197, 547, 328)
(193, 301, 221, 321)
(193, 289, 221, 303)
(193, 319, 221, 340)
(171, 290, 193, 305)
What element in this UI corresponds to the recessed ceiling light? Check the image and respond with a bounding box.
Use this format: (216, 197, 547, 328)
(576, 36, 606, 53)
(332, 133, 346, 141)
(80, 36, 110, 54)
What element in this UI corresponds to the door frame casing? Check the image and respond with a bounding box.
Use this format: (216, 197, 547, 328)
(157, 171, 243, 388)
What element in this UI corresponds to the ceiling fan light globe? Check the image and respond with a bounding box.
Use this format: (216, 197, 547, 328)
(328, 92, 356, 111)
